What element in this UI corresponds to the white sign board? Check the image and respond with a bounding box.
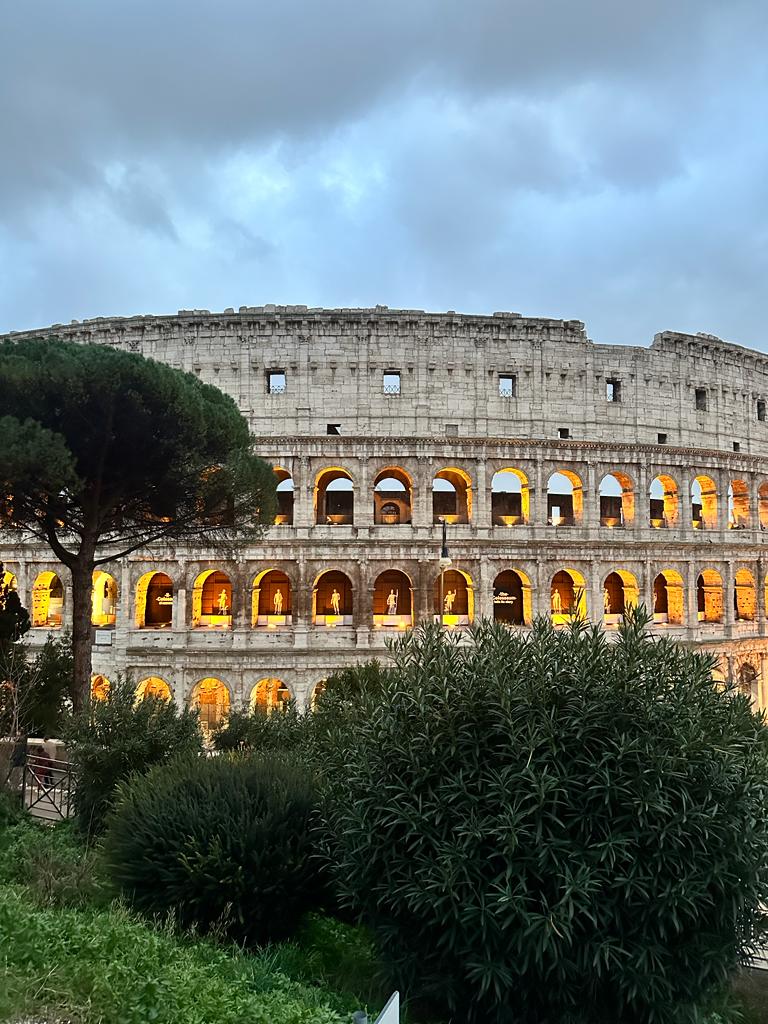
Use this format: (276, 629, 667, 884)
(374, 991, 399, 1024)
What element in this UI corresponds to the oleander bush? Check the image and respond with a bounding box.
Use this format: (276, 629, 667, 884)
(212, 700, 310, 753)
(104, 751, 325, 945)
(318, 610, 768, 1024)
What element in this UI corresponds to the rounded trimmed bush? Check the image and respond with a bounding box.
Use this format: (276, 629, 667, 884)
(104, 752, 324, 945)
(318, 612, 768, 1024)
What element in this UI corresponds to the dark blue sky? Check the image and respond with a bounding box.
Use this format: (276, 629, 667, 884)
(2, 1, 767, 349)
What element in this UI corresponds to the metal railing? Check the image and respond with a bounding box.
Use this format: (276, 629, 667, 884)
(22, 754, 74, 822)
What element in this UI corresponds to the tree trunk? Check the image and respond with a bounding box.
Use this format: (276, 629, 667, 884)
(71, 559, 94, 712)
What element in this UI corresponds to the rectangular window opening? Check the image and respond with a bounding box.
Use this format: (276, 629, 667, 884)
(326, 423, 341, 435)
(558, 427, 570, 440)
(758, 400, 766, 422)
(695, 387, 707, 412)
(657, 433, 668, 444)
(499, 373, 517, 398)
(606, 378, 621, 402)
(733, 441, 741, 452)
(383, 371, 401, 395)
(266, 370, 286, 394)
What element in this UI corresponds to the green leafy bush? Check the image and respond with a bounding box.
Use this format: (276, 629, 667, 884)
(66, 676, 202, 837)
(212, 701, 310, 753)
(319, 612, 768, 1024)
(0, 818, 107, 908)
(104, 752, 326, 945)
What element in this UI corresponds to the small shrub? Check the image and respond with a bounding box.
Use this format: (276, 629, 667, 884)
(319, 612, 768, 1024)
(66, 676, 202, 836)
(212, 701, 310, 754)
(104, 752, 326, 945)
(0, 786, 24, 829)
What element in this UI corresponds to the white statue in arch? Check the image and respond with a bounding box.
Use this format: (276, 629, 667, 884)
(444, 589, 456, 614)
(603, 588, 612, 614)
(273, 589, 283, 615)
(551, 589, 562, 614)
(218, 589, 228, 614)
(330, 588, 341, 615)
(386, 589, 398, 616)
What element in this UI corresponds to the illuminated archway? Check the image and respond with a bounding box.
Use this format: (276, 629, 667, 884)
(372, 569, 413, 628)
(696, 569, 723, 623)
(738, 663, 759, 706)
(759, 483, 768, 529)
(1, 568, 16, 593)
(491, 469, 530, 526)
(374, 468, 412, 525)
(649, 475, 679, 528)
(91, 674, 111, 701)
(191, 569, 233, 628)
(432, 468, 472, 524)
(252, 569, 292, 626)
(315, 468, 354, 525)
(653, 570, 684, 625)
(550, 569, 587, 622)
(493, 569, 532, 626)
(728, 480, 749, 529)
(603, 570, 639, 622)
(313, 570, 353, 625)
(310, 679, 327, 711)
(92, 571, 117, 627)
(691, 476, 717, 530)
(433, 568, 474, 626)
(135, 571, 173, 628)
(190, 677, 230, 736)
(734, 568, 757, 621)
(274, 468, 294, 526)
(249, 678, 291, 714)
(136, 676, 172, 701)
(599, 472, 634, 527)
(547, 471, 583, 526)
(31, 571, 64, 628)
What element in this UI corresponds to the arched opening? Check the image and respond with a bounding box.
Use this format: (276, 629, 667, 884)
(274, 468, 294, 526)
(250, 678, 291, 714)
(190, 677, 231, 737)
(649, 475, 679, 528)
(374, 468, 412, 525)
(599, 472, 634, 527)
(433, 568, 474, 626)
(491, 469, 530, 526)
(696, 569, 723, 623)
(734, 568, 757, 621)
(315, 468, 354, 525)
(252, 569, 292, 626)
(493, 569, 532, 626)
(91, 674, 111, 701)
(432, 468, 472, 525)
(31, 571, 64, 628)
(372, 569, 413, 628)
(550, 569, 587, 623)
(759, 483, 768, 530)
(313, 570, 353, 626)
(603, 570, 639, 623)
(191, 570, 233, 629)
(547, 471, 583, 527)
(691, 475, 717, 530)
(135, 571, 173, 628)
(136, 677, 172, 701)
(1, 568, 17, 593)
(310, 679, 327, 711)
(92, 571, 117, 627)
(728, 480, 749, 529)
(738, 663, 759, 706)
(653, 570, 684, 625)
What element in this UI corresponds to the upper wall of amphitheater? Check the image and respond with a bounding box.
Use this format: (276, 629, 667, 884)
(4, 306, 768, 454)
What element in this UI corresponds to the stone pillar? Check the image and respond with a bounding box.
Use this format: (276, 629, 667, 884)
(474, 558, 489, 621)
(758, 558, 767, 634)
(474, 458, 491, 530)
(233, 563, 248, 631)
(294, 557, 311, 625)
(534, 457, 546, 526)
(583, 463, 596, 532)
(353, 560, 371, 628)
(589, 559, 601, 625)
(118, 561, 131, 630)
(417, 558, 433, 623)
(723, 560, 734, 634)
(413, 459, 432, 529)
(685, 561, 698, 628)
(355, 458, 373, 529)
(679, 472, 692, 538)
(294, 457, 313, 529)
(535, 558, 548, 619)
(635, 461, 648, 538)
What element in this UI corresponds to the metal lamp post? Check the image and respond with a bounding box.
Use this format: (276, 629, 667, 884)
(438, 517, 451, 627)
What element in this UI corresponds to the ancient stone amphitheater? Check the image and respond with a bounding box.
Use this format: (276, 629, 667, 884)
(3, 305, 768, 730)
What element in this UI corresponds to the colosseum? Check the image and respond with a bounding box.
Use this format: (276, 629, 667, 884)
(2, 305, 768, 729)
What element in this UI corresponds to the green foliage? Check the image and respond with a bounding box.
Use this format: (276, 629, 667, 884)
(319, 660, 394, 702)
(318, 611, 768, 1024)
(0, 631, 73, 736)
(212, 701, 311, 753)
(104, 752, 327, 946)
(66, 676, 202, 837)
(0, 560, 30, 644)
(0, 787, 24, 828)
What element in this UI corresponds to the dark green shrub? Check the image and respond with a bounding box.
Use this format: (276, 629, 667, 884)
(318, 611, 768, 1024)
(104, 752, 325, 945)
(212, 701, 310, 754)
(66, 677, 202, 837)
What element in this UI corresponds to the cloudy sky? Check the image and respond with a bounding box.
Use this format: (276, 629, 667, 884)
(1, 1, 767, 348)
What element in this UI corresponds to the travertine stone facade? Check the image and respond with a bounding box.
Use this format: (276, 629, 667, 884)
(3, 306, 768, 714)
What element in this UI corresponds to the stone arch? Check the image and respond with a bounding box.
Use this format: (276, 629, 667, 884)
(649, 474, 679, 528)
(599, 471, 634, 527)
(92, 570, 117, 627)
(274, 467, 294, 526)
(432, 467, 472, 524)
(491, 469, 530, 526)
(252, 568, 292, 626)
(1, 568, 17, 592)
(190, 677, 231, 736)
(433, 567, 474, 625)
(91, 674, 111, 701)
(135, 570, 174, 628)
(759, 482, 768, 529)
(550, 568, 587, 621)
(31, 570, 64, 628)
(728, 479, 749, 529)
(136, 676, 172, 701)
(738, 662, 759, 706)
(250, 677, 292, 713)
(493, 569, 532, 626)
(373, 467, 413, 525)
(602, 570, 639, 621)
(734, 568, 757, 621)
(315, 467, 354, 526)
(310, 679, 327, 711)
(653, 569, 684, 625)
(372, 568, 414, 627)
(191, 569, 233, 628)
(313, 569, 353, 625)
(547, 471, 583, 526)
(691, 475, 717, 530)
(696, 569, 723, 623)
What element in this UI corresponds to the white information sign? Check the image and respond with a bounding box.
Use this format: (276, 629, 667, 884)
(374, 991, 399, 1024)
